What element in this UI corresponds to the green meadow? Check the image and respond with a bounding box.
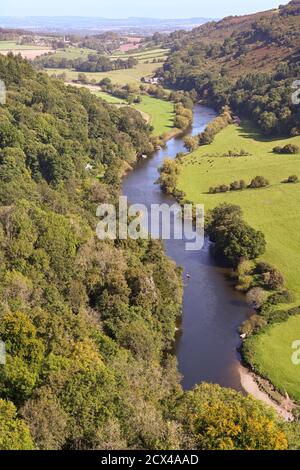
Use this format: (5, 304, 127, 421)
(51, 47, 96, 59)
(94, 91, 127, 104)
(177, 121, 300, 401)
(96, 92, 174, 136)
(0, 41, 47, 50)
(134, 95, 174, 136)
(245, 317, 300, 402)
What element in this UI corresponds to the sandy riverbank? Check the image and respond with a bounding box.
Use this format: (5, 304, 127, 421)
(239, 364, 294, 421)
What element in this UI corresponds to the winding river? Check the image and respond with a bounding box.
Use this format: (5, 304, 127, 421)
(122, 104, 251, 392)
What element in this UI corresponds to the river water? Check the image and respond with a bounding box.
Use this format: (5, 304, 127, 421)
(122, 104, 251, 392)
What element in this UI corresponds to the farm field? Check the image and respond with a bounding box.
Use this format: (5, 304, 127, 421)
(46, 62, 159, 84)
(177, 122, 300, 402)
(50, 47, 96, 59)
(111, 47, 169, 63)
(41, 45, 168, 63)
(0, 41, 52, 59)
(0, 41, 49, 50)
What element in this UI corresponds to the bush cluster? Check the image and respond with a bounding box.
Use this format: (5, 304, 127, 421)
(273, 144, 299, 154)
(209, 176, 269, 194)
(199, 107, 232, 145)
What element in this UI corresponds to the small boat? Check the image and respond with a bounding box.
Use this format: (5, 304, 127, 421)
(186, 273, 191, 279)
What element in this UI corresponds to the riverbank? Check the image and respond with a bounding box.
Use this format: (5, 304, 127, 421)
(122, 104, 256, 394)
(123, 102, 299, 421)
(239, 365, 295, 421)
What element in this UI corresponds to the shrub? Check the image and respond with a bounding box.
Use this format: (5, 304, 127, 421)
(262, 268, 285, 290)
(249, 176, 269, 189)
(268, 290, 295, 305)
(209, 184, 229, 193)
(240, 315, 268, 336)
(273, 144, 299, 154)
(184, 135, 199, 151)
(236, 275, 253, 292)
(267, 309, 291, 325)
(173, 189, 186, 202)
(229, 179, 247, 191)
(223, 149, 252, 158)
(230, 181, 241, 191)
(282, 175, 299, 183)
(219, 184, 229, 193)
(255, 262, 285, 290)
(235, 260, 254, 292)
(246, 287, 268, 310)
(237, 260, 255, 277)
(255, 261, 273, 274)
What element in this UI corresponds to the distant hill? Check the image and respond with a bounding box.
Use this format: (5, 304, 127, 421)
(0, 16, 213, 35)
(159, 1, 300, 136)
(162, 1, 300, 77)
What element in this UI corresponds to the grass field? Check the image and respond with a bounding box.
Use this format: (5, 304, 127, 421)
(46, 62, 159, 84)
(94, 91, 127, 104)
(111, 48, 169, 63)
(45, 46, 168, 64)
(134, 95, 174, 135)
(0, 41, 48, 50)
(245, 317, 300, 402)
(96, 92, 174, 136)
(177, 121, 300, 401)
(51, 47, 96, 59)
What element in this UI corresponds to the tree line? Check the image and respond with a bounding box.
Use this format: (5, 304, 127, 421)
(35, 52, 138, 73)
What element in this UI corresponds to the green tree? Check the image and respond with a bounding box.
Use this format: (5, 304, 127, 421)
(0, 399, 34, 450)
(177, 383, 288, 450)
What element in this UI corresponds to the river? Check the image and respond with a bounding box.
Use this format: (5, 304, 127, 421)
(122, 104, 251, 392)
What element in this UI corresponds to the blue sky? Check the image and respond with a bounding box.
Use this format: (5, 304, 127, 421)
(1, 0, 289, 18)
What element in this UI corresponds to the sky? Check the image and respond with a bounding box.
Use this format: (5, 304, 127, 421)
(1, 0, 290, 18)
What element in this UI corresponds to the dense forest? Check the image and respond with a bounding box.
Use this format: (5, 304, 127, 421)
(159, 1, 300, 136)
(0, 53, 299, 450)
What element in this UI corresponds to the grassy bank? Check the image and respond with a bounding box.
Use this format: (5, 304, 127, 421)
(134, 95, 175, 136)
(177, 121, 300, 402)
(96, 92, 175, 136)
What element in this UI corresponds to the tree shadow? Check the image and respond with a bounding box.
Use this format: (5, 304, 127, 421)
(236, 122, 287, 143)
